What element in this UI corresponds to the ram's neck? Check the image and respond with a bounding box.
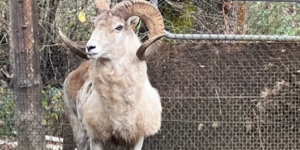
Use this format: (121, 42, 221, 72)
(90, 57, 148, 104)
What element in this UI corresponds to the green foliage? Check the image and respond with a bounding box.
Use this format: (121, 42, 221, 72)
(0, 0, 8, 12)
(163, 0, 196, 34)
(55, 0, 95, 41)
(42, 86, 64, 134)
(0, 81, 14, 136)
(247, 3, 300, 36)
(0, 84, 65, 136)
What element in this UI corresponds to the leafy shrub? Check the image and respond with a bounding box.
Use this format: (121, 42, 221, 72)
(0, 83, 65, 136)
(42, 86, 64, 135)
(0, 81, 14, 136)
(247, 3, 300, 35)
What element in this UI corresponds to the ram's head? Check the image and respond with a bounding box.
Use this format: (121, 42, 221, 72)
(59, 0, 164, 60)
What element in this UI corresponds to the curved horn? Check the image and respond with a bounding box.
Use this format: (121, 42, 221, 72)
(58, 29, 88, 59)
(95, 0, 111, 14)
(111, 0, 165, 60)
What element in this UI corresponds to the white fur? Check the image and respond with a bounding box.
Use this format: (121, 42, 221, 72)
(63, 14, 162, 150)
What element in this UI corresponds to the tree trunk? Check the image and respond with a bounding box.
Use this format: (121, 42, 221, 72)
(9, 0, 45, 149)
(222, 1, 236, 34)
(236, 2, 246, 34)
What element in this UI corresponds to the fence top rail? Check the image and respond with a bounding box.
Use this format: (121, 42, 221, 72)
(150, 0, 300, 42)
(164, 31, 300, 41)
(232, 0, 300, 2)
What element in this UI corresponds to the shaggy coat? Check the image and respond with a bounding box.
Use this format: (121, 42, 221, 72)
(63, 13, 162, 148)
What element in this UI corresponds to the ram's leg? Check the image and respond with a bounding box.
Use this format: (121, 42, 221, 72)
(129, 137, 144, 150)
(90, 139, 104, 150)
(65, 105, 90, 150)
(76, 122, 90, 150)
(63, 94, 89, 150)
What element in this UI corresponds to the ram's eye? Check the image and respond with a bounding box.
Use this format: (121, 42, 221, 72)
(115, 25, 123, 31)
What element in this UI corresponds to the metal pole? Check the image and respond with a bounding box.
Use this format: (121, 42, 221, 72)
(151, 0, 158, 8)
(165, 31, 300, 41)
(231, 0, 300, 2)
(151, 0, 300, 42)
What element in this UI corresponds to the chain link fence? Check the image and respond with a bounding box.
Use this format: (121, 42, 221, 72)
(0, 0, 299, 149)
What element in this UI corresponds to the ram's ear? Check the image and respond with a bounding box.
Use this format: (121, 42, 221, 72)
(126, 16, 140, 30)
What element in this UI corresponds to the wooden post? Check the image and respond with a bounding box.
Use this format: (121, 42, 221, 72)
(9, 0, 45, 149)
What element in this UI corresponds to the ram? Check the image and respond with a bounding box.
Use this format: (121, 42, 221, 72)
(60, 0, 164, 149)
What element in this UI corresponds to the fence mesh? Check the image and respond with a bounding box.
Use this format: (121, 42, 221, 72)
(163, 1, 299, 35)
(0, 0, 299, 150)
(145, 42, 300, 150)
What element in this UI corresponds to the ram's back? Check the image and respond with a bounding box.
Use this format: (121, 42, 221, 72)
(63, 61, 91, 150)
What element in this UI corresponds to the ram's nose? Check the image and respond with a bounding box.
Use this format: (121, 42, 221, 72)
(86, 40, 98, 53)
(86, 45, 96, 52)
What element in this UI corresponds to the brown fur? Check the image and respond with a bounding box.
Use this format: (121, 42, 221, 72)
(63, 6, 162, 150)
(64, 57, 161, 147)
(65, 61, 91, 102)
(63, 61, 91, 150)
